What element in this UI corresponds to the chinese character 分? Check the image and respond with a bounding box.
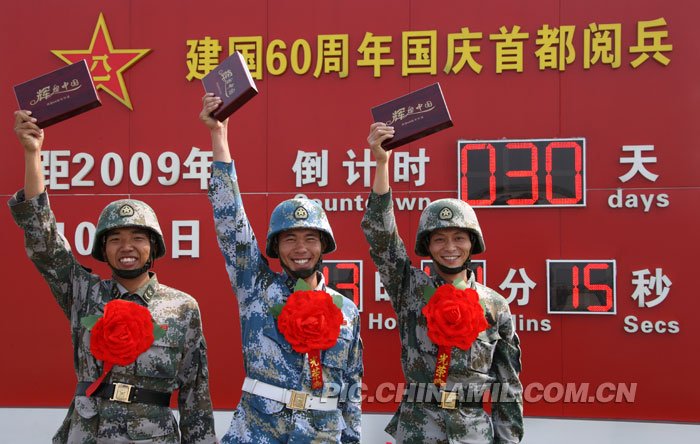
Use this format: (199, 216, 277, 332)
(499, 268, 535, 305)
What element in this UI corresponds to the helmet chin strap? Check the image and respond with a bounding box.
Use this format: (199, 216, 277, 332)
(432, 255, 471, 277)
(280, 257, 323, 281)
(110, 260, 152, 279)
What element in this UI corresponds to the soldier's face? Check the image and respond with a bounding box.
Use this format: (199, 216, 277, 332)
(277, 229, 323, 272)
(428, 228, 472, 268)
(104, 228, 151, 270)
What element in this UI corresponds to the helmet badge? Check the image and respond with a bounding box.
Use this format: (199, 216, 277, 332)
(118, 204, 135, 217)
(439, 207, 453, 220)
(294, 206, 309, 220)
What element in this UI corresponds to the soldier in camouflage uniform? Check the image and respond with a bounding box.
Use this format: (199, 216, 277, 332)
(200, 94, 362, 443)
(9, 110, 217, 444)
(360, 123, 523, 443)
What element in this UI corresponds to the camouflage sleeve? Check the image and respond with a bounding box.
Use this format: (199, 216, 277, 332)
(176, 302, 217, 444)
(341, 312, 363, 443)
(208, 161, 269, 305)
(491, 302, 524, 444)
(8, 189, 83, 318)
(360, 190, 413, 310)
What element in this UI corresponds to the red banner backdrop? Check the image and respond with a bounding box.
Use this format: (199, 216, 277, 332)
(1, 0, 698, 422)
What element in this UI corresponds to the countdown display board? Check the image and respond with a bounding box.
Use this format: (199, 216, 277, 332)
(458, 138, 585, 207)
(1, 0, 698, 425)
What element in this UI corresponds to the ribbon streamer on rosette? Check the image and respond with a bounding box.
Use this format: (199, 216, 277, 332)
(271, 279, 344, 390)
(80, 299, 167, 396)
(422, 280, 489, 386)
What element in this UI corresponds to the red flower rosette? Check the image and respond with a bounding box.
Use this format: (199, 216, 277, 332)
(81, 299, 165, 397)
(422, 283, 489, 385)
(276, 289, 344, 389)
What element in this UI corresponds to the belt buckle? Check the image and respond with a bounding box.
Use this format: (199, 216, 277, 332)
(110, 383, 134, 403)
(286, 390, 308, 410)
(440, 391, 457, 409)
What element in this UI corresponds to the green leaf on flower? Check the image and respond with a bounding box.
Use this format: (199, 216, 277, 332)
(332, 294, 344, 310)
(80, 315, 101, 330)
(452, 279, 468, 290)
(153, 323, 167, 340)
(270, 303, 284, 319)
(423, 285, 436, 303)
(294, 278, 312, 292)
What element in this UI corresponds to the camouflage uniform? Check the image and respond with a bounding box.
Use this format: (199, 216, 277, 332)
(208, 161, 362, 443)
(361, 190, 523, 444)
(8, 190, 217, 444)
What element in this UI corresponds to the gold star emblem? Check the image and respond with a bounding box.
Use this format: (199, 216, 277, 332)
(51, 13, 150, 110)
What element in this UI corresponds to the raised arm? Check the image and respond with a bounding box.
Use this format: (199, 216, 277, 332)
(200, 93, 231, 163)
(360, 123, 415, 309)
(9, 111, 86, 318)
(202, 95, 269, 305)
(368, 122, 393, 195)
(14, 110, 45, 199)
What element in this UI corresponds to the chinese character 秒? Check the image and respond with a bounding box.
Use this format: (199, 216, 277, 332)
(631, 268, 671, 308)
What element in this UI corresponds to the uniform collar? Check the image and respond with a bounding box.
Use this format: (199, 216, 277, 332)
(110, 272, 159, 305)
(432, 268, 476, 288)
(284, 271, 327, 292)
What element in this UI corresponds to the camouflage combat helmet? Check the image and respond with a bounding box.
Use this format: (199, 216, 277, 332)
(91, 199, 166, 262)
(266, 198, 336, 258)
(415, 198, 485, 256)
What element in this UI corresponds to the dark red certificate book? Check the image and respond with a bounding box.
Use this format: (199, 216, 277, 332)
(202, 51, 258, 121)
(371, 83, 453, 150)
(13, 60, 101, 128)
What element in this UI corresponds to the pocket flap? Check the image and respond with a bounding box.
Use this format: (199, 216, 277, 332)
(74, 396, 98, 419)
(126, 415, 175, 440)
(262, 318, 294, 353)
